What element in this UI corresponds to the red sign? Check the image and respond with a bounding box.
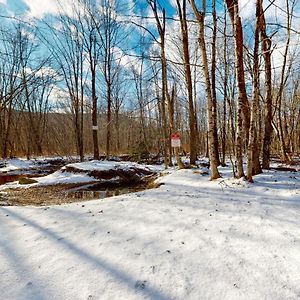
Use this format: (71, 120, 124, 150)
(171, 133, 181, 139)
(171, 133, 181, 148)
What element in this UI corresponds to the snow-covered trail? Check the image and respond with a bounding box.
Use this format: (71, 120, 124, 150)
(1, 169, 300, 300)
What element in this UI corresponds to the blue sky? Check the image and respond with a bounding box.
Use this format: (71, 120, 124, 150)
(1, 0, 299, 98)
(1, 0, 175, 17)
(0, 0, 222, 20)
(1, 0, 28, 16)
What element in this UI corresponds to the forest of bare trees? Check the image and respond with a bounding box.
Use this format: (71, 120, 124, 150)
(0, 0, 299, 181)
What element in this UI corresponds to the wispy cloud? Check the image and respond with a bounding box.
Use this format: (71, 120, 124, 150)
(21, 0, 75, 19)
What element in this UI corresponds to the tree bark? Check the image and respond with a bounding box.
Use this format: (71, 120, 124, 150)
(261, 0, 273, 169)
(247, 0, 261, 182)
(149, 1, 183, 168)
(177, 0, 198, 165)
(211, 0, 221, 166)
(189, 0, 221, 179)
(225, 0, 250, 178)
(221, 9, 228, 166)
(225, 0, 251, 141)
(91, 61, 99, 160)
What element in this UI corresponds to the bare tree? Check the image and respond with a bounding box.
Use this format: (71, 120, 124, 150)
(176, 0, 198, 165)
(189, 0, 221, 179)
(225, 0, 251, 178)
(273, 0, 297, 163)
(261, 0, 273, 169)
(148, 0, 184, 168)
(95, 0, 126, 159)
(43, 12, 86, 161)
(77, 1, 101, 159)
(247, 0, 262, 182)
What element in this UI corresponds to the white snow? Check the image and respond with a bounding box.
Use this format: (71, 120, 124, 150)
(66, 160, 153, 172)
(0, 157, 78, 174)
(0, 158, 42, 173)
(36, 171, 98, 186)
(0, 166, 300, 300)
(0, 171, 97, 190)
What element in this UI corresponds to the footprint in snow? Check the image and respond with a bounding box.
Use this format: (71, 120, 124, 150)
(135, 280, 147, 291)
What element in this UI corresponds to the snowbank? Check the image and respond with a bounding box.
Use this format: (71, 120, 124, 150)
(0, 158, 43, 173)
(65, 160, 152, 172)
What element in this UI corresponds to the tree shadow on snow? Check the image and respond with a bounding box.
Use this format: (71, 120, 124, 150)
(0, 232, 50, 300)
(0, 207, 172, 300)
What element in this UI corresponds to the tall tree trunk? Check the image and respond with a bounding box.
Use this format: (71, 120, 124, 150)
(106, 82, 112, 159)
(189, 0, 220, 179)
(274, 0, 293, 163)
(225, 0, 250, 178)
(2, 97, 13, 158)
(261, 0, 273, 169)
(115, 109, 120, 152)
(221, 8, 228, 166)
(91, 65, 99, 160)
(247, 0, 261, 182)
(161, 42, 171, 168)
(149, 1, 182, 168)
(177, 0, 198, 165)
(211, 0, 221, 166)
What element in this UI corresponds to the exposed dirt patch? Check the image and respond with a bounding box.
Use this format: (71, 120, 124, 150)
(270, 167, 297, 172)
(1, 176, 159, 206)
(0, 184, 88, 206)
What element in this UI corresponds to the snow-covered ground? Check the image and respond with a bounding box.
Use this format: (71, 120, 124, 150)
(1, 166, 300, 300)
(66, 160, 154, 172)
